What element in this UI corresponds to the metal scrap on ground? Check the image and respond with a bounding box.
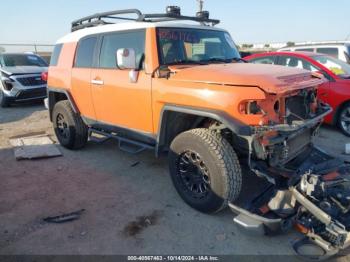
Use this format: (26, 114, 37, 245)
(9, 134, 62, 160)
(43, 209, 85, 224)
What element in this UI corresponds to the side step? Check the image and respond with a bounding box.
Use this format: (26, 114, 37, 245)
(88, 128, 154, 154)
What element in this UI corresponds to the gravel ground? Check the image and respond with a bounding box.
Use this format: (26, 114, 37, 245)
(0, 103, 349, 260)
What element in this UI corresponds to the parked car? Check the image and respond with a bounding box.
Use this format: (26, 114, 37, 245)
(47, 7, 350, 257)
(278, 42, 350, 64)
(245, 51, 350, 136)
(0, 53, 48, 107)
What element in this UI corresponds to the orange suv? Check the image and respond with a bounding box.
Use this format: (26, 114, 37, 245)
(47, 7, 350, 256)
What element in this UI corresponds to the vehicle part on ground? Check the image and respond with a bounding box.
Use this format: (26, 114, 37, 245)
(169, 128, 242, 213)
(230, 146, 350, 259)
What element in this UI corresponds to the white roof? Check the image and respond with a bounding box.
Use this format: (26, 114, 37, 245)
(56, 22, 227, 44)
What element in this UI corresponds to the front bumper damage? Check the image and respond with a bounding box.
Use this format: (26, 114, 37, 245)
(230, 146, 350, 259)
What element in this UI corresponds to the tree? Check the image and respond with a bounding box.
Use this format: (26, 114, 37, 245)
(242, 44, 253, 49)
(286, 41, 295, 47)
(0, 46, 5, 53)
(264, 44, 270, 48)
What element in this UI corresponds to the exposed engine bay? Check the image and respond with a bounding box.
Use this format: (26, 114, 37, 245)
(229, 83, 350, 259)
(230, 146, 350, 259)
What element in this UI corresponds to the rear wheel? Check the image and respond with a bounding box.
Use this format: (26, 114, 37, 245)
(168, 128, 242, 213)
(0, 90, 10, 108)
(338, 102, 350, 137)
(52, 100, 88, 149)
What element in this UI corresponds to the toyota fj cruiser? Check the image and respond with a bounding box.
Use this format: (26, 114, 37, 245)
(47, 7, 350, 258)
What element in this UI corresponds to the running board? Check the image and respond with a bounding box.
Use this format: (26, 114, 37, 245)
(88, 128, 154, 154)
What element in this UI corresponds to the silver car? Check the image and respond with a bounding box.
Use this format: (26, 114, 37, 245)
(0, 53, 48, 107)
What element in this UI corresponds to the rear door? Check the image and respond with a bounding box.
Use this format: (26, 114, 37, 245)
(91, 30, 153, 134)
(71, 37, 98, 120)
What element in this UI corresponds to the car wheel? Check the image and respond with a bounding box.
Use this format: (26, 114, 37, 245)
(0, 90, 10, 108)
(168, 128, 242, 213)
(338, 102, 350, 137)
(52, 100, 88, 149)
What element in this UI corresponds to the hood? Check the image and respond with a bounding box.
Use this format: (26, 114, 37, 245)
(0, 66, 48, 76)
(168, 63, 324, 94)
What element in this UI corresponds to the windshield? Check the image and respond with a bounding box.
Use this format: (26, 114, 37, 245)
(157, 28, 241, 65)
(0, 54, 48, 67)
(313, 55, 350, 79)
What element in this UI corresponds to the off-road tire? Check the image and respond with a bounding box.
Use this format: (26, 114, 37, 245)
(338, 102, 350, 137)
(168, 128, 242, 213)
(52, 100, 88, 149)
(0, 90, 10, 108)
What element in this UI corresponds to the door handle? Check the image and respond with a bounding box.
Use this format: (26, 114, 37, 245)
(91, 79, 104, 85)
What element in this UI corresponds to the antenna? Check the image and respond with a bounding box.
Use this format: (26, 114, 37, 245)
(197, 0, 204, 12)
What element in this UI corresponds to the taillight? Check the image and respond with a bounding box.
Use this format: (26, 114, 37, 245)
(41, 72, 48, 82)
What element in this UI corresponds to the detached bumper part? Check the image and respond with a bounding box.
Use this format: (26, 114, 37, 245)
(230, 202, 282, 235)
(230, 146, 350, 259)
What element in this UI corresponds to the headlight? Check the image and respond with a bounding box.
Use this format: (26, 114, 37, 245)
(239, 100, 264, 115)
(1, 75, 14, 91)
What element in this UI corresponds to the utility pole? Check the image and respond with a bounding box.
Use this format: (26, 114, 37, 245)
(197, 0, 204, 12)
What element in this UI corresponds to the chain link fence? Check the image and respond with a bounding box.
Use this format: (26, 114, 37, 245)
(0, 44, 54, 63)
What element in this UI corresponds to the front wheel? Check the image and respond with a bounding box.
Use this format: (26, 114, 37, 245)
(338, 102, 350, 137)
(168, 128, 242, 213)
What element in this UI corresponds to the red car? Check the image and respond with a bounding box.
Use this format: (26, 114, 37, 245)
(245, 51, 350, 136)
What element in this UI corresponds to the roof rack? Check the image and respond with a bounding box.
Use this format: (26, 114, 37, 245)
(71, 7, 220, 32)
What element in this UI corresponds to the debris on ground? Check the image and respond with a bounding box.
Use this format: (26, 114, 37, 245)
(123, 210, 163, 237)
(346, 143, 350, 155)
(43, 209, 85, 224)
(9, 134, 62, 160)
(130, 161, 140, 167)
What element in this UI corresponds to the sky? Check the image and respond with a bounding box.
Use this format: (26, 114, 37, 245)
(0, 0, 349, 45)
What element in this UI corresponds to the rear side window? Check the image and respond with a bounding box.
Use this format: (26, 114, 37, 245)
(50, 44, 63, 66)
(295, 48, 314, 52)
(99, 30, 145, 69)
(316, 47, 339, 58)
(249, 56, 276, 65)
(75, 37, 97, 68)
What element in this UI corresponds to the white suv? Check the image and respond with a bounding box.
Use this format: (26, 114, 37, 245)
(0, 53, 48, 107)
(279, 42, 350, 64)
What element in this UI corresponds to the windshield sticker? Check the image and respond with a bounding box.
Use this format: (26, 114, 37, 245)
(224, 33, 235, 48)
(192, 43, 205, 55)
(158, 30, 199, 43)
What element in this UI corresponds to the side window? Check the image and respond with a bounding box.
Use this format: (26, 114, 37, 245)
(99, 30, 145, 69)
(316, 48, 339, 58)
(75, 37, 97, 68)
(50, 44, 63, 66)
(295, 48, 314, 52)
(278, 56, 318, 72)
(250, 56, 276, 65)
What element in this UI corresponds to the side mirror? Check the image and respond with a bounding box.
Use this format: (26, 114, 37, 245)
(116, 48, 137, 70)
